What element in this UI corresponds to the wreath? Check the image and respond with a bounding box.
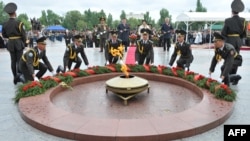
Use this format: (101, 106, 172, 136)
(14, 64, 237, 103)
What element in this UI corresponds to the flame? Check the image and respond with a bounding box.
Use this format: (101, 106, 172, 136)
(121, 64, 129, 78)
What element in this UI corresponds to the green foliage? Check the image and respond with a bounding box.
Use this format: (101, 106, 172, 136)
(17, 13, 31, 30)
(0, 1, 8, 24)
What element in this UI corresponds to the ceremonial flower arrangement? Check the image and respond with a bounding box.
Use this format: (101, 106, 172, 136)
(14, 64, 236, 103)
(129, 34, 137, 40)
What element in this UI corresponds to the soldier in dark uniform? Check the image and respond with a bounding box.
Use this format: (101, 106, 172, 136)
(64, 29, 72, 46)
(57, 35, 89, 73)
(19, 37, 54, 82)
(168, 30, 193, 71)
(117, 18, 130, 52)
(135, 28, 154, 65)
(105, 30, 124, 65)
(161, 17, 173, 52)
(97, 17, 109, 52)
(2, 2, 27, 84)
(221, 0, 247, 75)
(209, 32, 241, 86)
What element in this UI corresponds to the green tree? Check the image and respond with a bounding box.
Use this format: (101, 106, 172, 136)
(127, 18, 141, 31)
(196, 0, 207, 12)
(17, 13, 31, 30)
(46, 9, 62, 25)
(76, 20, 87, 31)
(120, 10, 126, 20)
(0, 1, 8, 24)
(62, 10, 83, 30)
(157, 8, 172, 27)
(107, 13, 113, 29)
(39, 10, 48, 26)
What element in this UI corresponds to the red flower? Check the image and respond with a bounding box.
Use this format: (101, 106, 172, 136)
(194, 74, 205, 81)
(105, 65, 116, 72)
(63, 72, 77, 77)
(85, 69, 95, 75)
(143, 65, 150, 72)
(22, 81, 43, 92)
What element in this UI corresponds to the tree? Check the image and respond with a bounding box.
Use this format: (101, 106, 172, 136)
(46, 9, 62, 25)
(157, 8, 171, 26)
(120, 10, 126, 20)
(62, 10, 83, 30)
(127, 18, 141, 31)
(107, 13, 113, 29)
(17, 13, 31, 30)
(196, 0, 207, 12)
(0, 1, 8, 24)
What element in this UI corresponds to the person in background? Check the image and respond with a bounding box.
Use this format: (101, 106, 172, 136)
(19, 36, 55, 83)
(64, 29, 72, 46)
(135, 28, 154, 65)
(117, 18, 130, 52)
(97, 17, 109, 52)
(161, 17, 173, 52)
(168, 30, 193, 71)
(2, 2, 27, 84)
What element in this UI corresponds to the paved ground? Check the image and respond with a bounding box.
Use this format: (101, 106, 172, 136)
(0, 40, 249, 141)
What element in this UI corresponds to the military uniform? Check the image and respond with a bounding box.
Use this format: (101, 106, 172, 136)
(209, 32, 241, 86)
(105, 31, 124, 64)
(221, 0, 246, 75)
(19, 37, 53, 82)
(169, 30, 193, 70)
(63, 35, 89, 72)
(97, 17, 109, 52)
(135, 28, 154, 65)
(2, 2, 27, 84)
(64, 30, 72, 46)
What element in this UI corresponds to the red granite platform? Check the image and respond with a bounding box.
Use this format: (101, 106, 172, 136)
(18, 73, 234, 141)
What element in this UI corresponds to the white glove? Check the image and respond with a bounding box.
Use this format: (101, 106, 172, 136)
(217, 77, 223, 83)
(166, 64, 171, 68)
(87, 64, 92, 68)
(51, 71, 56, 76)
(120, 60, 124, 65)
(207, 74, 211, 78)
(106, 61, 109, 65)
(34, 77, 39, 81)
(150, 63, 154, 66)
(135, 61, 138, 65)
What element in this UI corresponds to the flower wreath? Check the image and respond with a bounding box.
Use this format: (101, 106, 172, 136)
(14, 64, 236, 103)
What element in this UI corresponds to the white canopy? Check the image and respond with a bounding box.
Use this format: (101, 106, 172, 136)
(176, 12, 250, 22)
(175, 12, 250, 43)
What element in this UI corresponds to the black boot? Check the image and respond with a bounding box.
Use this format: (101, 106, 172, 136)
(230, 74, 242, 85)
(56, 65, 64, 73)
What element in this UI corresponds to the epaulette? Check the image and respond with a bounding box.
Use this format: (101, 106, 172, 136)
(148, 40, 153, 44)
(117, 39, 122, 42)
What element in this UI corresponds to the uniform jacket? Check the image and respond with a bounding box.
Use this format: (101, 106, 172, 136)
(169, 42, 193, 66)
(105, 39, 123, 61)
(63, 43, 89, 67)
(209, 43, 236, 77)
(135, 40, 154, 63)
(221, 15, 247, 38)
(2, 18, 26, 51)
(97, 24, 109, 39)
(117, 23, 130, 41)
(21, 47, 53, 75)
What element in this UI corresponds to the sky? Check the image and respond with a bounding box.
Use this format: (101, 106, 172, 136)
(2, 0, 250, 22)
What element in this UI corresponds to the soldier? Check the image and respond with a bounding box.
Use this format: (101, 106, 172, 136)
(105, 30, 124, 65)
(57, 35, 89, 73)
(2, 2, 27, 84)
(168, 30, 193, 71)
(209, 32, 241, 86)
(135, 28, 154, 65)
(221, 0, 247, 75)
(64, 29, 72, 46)
(97, 17, 109, 52)
(19, 36, 54, 82)
(117, 18, 130, 52)
(161, 17, 174, 52)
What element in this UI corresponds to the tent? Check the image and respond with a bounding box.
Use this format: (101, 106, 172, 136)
(175, 12, 250, 43)
(0, 25, 2, 32)
(45, 25, 66, 31)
